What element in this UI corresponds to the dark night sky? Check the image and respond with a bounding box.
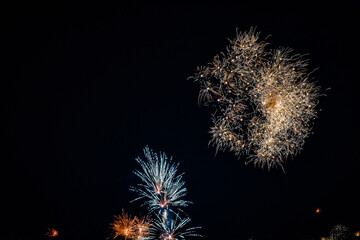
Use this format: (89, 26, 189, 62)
(4, 2, 360, 240)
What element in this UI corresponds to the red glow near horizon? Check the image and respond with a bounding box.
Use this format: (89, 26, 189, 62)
(45, 228, 59, 237)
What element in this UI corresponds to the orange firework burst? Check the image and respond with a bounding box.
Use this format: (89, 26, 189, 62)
(110, 211, 137, 239)
(110, 211, 151, 239)
(134, 216, 151, 239)
(45, 228, 59, 237)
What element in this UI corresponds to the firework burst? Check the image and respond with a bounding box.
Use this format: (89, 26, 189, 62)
(129, 146, 202, 240)
(110, 211, 137, 239)
(191, 28, 320, 170)
(110, 211, 152, 240)
(130, 146, 191, 213)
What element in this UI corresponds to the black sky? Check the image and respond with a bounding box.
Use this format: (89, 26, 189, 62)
(4, 2, 360, 240)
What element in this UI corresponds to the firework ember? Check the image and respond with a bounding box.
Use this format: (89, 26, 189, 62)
(45, 228, 59, 237)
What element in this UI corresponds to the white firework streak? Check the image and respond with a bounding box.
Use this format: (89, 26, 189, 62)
(152, 212, 202, 240)
(130, 146, 191, 213)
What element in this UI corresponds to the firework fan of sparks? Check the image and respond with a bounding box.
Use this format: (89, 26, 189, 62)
(130, 146, 202, 240)
(130, 146, 191, 213)
(191, 27, 321, 170)
(109, 211, 152, 240)
(153, 213, 202, 240)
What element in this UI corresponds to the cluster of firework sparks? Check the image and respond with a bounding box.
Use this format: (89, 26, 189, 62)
(109, 146, 201, 240)
(325, 225, 351, 240)
(191, 28, 320, 170)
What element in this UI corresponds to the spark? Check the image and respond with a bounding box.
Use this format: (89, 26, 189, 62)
(191, 27, 320, 170)
(45, 228, 59, 237)
(130, 146, 191, 213)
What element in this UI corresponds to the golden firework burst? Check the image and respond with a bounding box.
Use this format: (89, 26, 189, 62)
(192, 28, 320, 170)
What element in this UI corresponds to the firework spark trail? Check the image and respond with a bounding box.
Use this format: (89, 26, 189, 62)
(130, 146, 191, 214)
(191, 28, 320, 170)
